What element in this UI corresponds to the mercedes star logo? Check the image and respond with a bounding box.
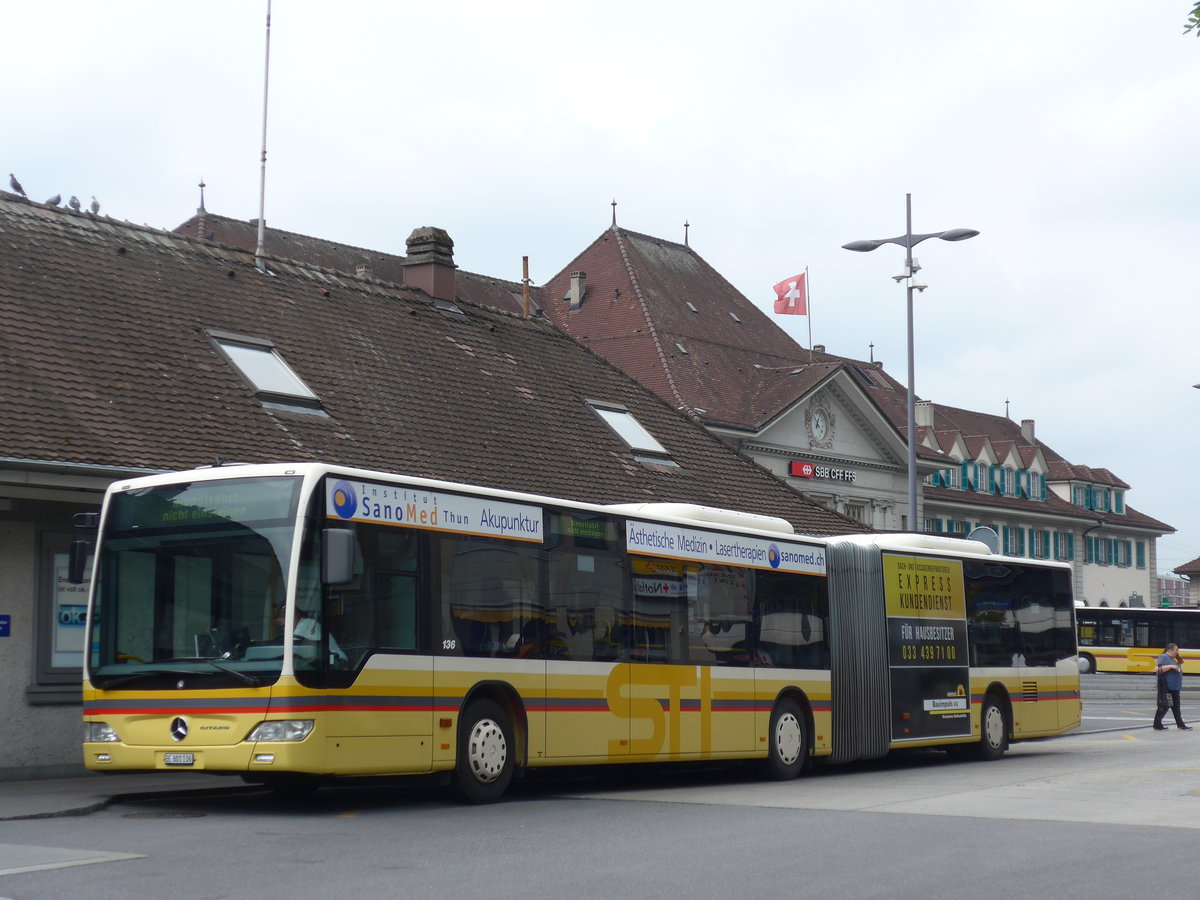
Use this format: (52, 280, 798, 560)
(170, 717, 188, 742)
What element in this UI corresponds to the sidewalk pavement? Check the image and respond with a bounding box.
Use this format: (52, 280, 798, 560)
(0, 772, 254, 821)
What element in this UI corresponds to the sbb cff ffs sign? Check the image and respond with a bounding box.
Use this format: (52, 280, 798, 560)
(789, 461, 858, 483)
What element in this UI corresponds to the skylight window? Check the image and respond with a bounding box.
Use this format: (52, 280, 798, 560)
(207, 330, 323, 413)
(589, 403, 669, 455)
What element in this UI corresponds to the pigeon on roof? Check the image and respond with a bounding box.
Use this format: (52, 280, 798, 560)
(90, 196, 100, 215)
(8, 174, 26, 197)
(68, 195, 80, 212)
(45, 194, 61, 207)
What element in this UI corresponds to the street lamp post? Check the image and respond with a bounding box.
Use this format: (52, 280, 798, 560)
(842, 194, 978, 532)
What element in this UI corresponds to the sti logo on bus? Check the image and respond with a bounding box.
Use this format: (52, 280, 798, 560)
(331, 480, 358, 519)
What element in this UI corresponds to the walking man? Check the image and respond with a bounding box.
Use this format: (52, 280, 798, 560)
(1154, 643, 1192, 731)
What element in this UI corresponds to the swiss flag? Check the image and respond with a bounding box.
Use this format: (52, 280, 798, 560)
(772, 273, 807, 315)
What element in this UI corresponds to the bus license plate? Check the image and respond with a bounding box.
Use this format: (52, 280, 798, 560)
(163, 753, 195, 766)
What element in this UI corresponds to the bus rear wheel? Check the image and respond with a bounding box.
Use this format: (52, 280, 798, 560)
(1078, 653, 1096, 675)
(972, 694, 1009, 761)
(451, 698, 515, 804)
(763, 698, 807, 780)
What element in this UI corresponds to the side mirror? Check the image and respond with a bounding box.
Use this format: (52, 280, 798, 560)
(68, 540, 91, 585)
(322, 528, 356, 585)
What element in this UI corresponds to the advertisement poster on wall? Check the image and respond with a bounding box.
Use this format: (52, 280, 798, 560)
(53, 553, 90, 668)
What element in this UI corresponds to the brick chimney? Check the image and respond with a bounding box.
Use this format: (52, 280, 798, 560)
(567, 271, 587, 310)
(915, 399, 935, 429)
(401, 227, 456, 301)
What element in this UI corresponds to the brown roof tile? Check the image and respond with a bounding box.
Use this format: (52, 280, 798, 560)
(173, 211, 542, 317)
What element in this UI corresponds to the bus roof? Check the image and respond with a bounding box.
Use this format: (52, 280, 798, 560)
(103, 464, 809, 541)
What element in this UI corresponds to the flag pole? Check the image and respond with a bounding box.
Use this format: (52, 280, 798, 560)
(806, 266, 813, 360)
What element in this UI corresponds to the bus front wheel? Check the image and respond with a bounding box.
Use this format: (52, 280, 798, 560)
(763, 697, 807, 780)
(452, 698, 515, 803)
(1078, 654, 1096, 675)
(972, 694, 1009, 761)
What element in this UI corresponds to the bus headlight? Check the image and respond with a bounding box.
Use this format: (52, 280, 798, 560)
(85, 722, 120, 743)
(246, 720, 314, 742)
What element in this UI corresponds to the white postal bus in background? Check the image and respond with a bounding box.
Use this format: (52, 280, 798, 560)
(77, 463, 1080, 802)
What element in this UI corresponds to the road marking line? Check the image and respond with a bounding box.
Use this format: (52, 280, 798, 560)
(0, 844, 143, 877)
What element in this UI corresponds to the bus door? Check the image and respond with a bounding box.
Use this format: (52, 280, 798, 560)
(1011, 569, 1079, 733)
(315, 527, 435, 775)
(621, 558, 756, 760)
(539, 512, 631, 761)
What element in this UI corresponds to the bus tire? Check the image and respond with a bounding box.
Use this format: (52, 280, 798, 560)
(1078, 653, 1096, 675)
(972, 694, 1009, 761)
(451, 698, 515, 804)
(763, 697, 807, 780)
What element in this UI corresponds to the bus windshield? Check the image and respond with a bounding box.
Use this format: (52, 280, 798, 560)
(86, 475, 302, 689)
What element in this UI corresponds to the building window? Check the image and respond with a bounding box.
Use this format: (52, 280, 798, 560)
(845, 503, 867, 525)
(1031, 530, 1044, 559)
(207, 330, 323, 412)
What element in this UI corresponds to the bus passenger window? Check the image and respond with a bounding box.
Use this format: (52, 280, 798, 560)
(753, 571, 829, 669)
(544, 512, 625, 663)
(689, 563, 752, 667)
(441, 535, 543, 658)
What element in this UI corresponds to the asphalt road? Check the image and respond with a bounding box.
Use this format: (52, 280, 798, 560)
(4, 678, 1200, 900)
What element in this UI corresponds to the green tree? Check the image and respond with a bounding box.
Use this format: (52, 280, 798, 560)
(1187, 2, 1200, 36)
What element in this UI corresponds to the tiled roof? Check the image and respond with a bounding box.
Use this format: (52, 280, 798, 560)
(173, 211, 540, 316)
(0, 193, 863, 536)
(1174, 557, 1200, 576)
(540, 227, 816, 428)
(926, 403, 1131, 489)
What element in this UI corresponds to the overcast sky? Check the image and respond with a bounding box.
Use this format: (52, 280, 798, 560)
(5, 1, 1198, 575)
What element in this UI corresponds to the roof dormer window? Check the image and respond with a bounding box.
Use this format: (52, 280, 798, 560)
(207, 329, 325, 414)
(588, 401, 679, 467)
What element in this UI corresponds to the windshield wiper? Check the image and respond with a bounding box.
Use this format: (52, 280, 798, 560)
(96, 659, 261, 689)
(195, 658, 260, 686)
(95, 669, 179, 689)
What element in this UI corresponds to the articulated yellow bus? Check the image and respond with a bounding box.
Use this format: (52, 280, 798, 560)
(1076, 606, 1200, 674)
(78, 463, 1080, 802)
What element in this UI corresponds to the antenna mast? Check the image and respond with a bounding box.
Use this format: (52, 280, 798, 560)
(255, 0, 272, 272)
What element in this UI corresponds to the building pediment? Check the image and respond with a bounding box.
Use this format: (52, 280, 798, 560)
(739, 368, 910, 473)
